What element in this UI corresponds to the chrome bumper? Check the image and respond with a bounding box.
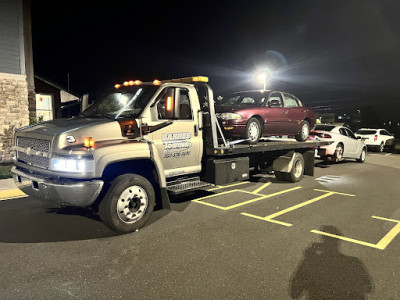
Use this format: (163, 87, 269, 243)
(12, 167, 104, 207)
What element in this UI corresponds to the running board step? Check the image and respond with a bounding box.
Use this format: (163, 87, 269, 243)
(167, 177, 211, 194)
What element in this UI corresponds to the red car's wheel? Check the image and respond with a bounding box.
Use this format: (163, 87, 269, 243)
(295, 120, 310, 142)
(245, 117, 262, 143)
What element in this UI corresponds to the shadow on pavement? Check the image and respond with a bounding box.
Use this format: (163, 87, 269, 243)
(289, 225, 374, 300)
(0, 191, 205, 243)
(315, 160, 356, 169)
(0, 198, 119, 243)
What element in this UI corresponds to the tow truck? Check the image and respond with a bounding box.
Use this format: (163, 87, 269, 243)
(12, 76, 329, 233)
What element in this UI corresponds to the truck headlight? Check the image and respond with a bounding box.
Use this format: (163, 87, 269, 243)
(217, 113, 242, 120)
(51, 156, 95, 173)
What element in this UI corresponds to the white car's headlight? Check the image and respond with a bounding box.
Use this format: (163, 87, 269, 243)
(51, 156, 95, 173)
(217, 113, 242, 120)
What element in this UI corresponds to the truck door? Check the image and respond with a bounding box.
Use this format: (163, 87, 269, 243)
(150, 87, 202, 177)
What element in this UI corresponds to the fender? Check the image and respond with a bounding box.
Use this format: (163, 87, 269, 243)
(95, 141, 152, 178)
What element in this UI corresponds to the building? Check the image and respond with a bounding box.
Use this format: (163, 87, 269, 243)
(0, 0, 33, 162)
(35, 74, 80, 121)
(315, 112, 335, 124)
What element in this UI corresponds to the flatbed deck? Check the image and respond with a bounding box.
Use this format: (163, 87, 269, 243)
(206, 139, 331, 156)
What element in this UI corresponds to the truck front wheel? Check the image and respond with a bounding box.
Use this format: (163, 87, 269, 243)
(99, 174, 155, 233)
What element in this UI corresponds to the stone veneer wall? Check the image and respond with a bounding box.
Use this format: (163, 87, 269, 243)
(0, 72, 30, 162)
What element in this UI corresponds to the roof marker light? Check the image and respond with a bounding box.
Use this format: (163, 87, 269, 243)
(135, 80, 142, 85)
(115, 84, 121, 89)
(129, 80, 134, 86)
(153, 79, 161, 85)
(123, 81, 129, 86)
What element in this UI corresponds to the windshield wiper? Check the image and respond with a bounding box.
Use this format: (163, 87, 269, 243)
(84, 113, 115, 120)
(116, 113, 136, 119)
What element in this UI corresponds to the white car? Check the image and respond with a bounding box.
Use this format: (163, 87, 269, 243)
(310, 124, 367, 163)
(355, 128, 395, 152)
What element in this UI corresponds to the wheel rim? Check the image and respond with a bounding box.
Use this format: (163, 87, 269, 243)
(361, 149, 366, 161)
(380, 143, 384, 152)
(293, 160, 303, 178)
(116, 185, 149, 224)
(248, 122, 260, 141)
(301, 123, 309, 140)
(336, 145, 343, 161)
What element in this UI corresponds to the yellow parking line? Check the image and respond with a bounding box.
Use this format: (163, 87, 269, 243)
(313, 189, 356, 197)
(207, 181, 249, 191)
(373, 216, 400, 250)
(0, 188, 27, 201)
(193, 186, 301, 210)
(311, 230, 380, 249)
(311, 216, 400, 250)
(242, 189, 355, 227)
(252, 182, 271, 194)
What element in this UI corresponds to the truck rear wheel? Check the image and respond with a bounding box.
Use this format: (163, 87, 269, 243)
(274, 171, 286, 181)
(284, 152, 304, 183)
(99, 174, 155, 233)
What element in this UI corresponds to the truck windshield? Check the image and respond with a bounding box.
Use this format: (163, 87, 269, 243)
(81, 85, 159, 119)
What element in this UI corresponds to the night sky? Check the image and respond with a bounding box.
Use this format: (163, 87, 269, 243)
(31, 0, 400, 120)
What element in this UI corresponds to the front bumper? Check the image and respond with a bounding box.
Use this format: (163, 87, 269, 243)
(220, 120, 247, 138)
(363, 141, 380, 147)
(12, 167, 104, 207)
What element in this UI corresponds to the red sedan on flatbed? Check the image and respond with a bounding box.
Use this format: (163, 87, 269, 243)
(216, 90, 316, 143)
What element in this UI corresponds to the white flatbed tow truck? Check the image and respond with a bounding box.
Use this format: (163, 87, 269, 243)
(12, 76, 330, 233)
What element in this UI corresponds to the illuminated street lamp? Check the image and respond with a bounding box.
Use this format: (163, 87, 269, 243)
(256, 67, 272, 90)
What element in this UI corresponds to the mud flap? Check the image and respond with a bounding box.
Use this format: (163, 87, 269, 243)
(302, 149, 315, 176)
(160, 188, 171, 209)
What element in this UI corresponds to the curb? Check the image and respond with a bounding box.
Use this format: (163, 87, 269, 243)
(0, 178, 17, 191)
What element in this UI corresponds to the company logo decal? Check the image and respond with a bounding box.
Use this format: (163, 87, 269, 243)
(162, 132, 192, 158)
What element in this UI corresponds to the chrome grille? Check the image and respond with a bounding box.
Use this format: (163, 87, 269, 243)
(17, 137, 51, 169)
(17, 137, 50, 152)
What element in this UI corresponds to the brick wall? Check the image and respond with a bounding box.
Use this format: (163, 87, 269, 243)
(0, 72, 29, 162)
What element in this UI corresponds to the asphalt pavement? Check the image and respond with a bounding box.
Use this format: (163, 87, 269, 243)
(0, 152, 399, 299)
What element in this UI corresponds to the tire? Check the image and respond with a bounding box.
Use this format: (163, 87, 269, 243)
(295, 121, 310, 142)
(99, 174, 155, 234)
(334, 143, 344, 163)
(245, 117, 262, 144)
(356, 147, 366, 163)
(274, 171, 286, 181)
(284, 152, 304, 183)
(378, 142, 384, 152)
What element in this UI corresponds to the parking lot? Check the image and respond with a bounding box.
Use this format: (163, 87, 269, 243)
(0, 152, 400, 299)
